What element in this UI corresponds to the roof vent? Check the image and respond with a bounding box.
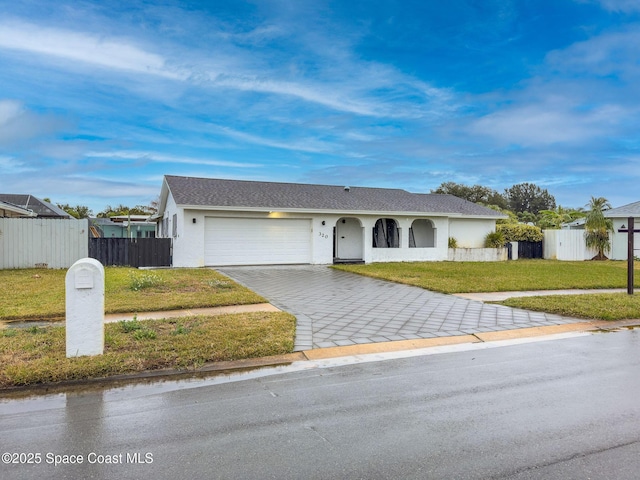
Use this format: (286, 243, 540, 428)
(344, 186, 350, 192)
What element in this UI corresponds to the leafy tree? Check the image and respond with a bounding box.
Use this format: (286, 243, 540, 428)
(431, 182, 508, 209)
(147, 196, 160, 216)
(584, 196, 613, 260)
(97, 204, 152, 218)
(504, 183, 556, 215)
(517, 211, 538, 225)
(57, 204, 93, 219)
(483, 204, 518, 224)
(537, 206, 585, 230)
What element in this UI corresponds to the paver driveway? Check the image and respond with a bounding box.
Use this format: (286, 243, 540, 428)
(218, 265, 585, 351)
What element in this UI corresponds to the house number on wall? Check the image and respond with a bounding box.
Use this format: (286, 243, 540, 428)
(318, 232, 329, 239)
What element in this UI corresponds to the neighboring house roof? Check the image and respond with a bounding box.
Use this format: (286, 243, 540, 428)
(562, 218, 585, 229)
(603, 201, 640, 218)
(0, 199, 37, 218)
(0, 194, 71, 218)
(161, 175, 506, 218)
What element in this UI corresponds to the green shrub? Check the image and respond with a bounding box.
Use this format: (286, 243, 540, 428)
(497, 223, 544, 242)
(484, 231, 506, 248)
(448, 237, 458, 248)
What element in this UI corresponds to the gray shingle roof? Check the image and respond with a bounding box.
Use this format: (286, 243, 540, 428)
(603, 201, 640, 218)
(0, 194, 71, 218)
(164, 175, 505, 217)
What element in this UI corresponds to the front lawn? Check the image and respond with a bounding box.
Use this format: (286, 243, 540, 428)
(497, 293, 640, 321)
(0, 312, 296, 388)
(333, 260, 639, 294)
(0, 268, 266, 321)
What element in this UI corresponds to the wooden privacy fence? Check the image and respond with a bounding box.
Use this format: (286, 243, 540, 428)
(517, 241, 543, 259)
(89, 238, 172, 267)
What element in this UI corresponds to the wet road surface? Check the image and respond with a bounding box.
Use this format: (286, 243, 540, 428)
(2, 329, 640, 479)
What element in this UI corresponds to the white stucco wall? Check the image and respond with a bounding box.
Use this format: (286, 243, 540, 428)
(368, 216, 449, 262)
(448, 247, 508, 262)
(449, 218, 495, 248)
(610, 218, 639, 261)
(163, 192, 499, 266)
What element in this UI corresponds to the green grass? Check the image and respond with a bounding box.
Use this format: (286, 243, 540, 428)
(497, 293, 640, 321)
(0, 312, 296, 388)
(335, 260, 640, 321)
(333, 260, 639, 294)
(0, 268, 266, 321)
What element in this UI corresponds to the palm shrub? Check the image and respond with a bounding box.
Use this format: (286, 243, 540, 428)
(584, 196, 613, 260)
(484, 230, 506, 248)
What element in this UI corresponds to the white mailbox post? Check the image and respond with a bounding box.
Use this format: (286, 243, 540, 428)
(66, 258, 105, 357)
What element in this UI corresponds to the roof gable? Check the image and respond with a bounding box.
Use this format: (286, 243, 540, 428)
(0, 194, 71, 218)
(604, 201, 640, 218)
(163, 175, 504, 218)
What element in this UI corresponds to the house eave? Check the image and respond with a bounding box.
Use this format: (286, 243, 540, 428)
(175, 204, 504, 219)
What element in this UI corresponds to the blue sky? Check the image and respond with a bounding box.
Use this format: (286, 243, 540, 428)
(1, 0, 639, 214)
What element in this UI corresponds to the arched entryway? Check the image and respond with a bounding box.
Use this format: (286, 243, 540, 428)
(334, 217, 364, 263)
(409, 219, 436, 248)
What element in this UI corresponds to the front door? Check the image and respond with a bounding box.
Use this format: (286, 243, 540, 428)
(335, 218, 363, 260)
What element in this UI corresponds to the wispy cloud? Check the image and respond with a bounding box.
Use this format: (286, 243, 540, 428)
(589, 0, 640, 13)
(85, 150, 262, 168)
(545, 28, 640, 81)
(210, 125, 336, 154)
(469, 101, 625, 146)
(0, 99, 67, 146)
(1, 0, 639, 211)
(0, 16, 453, 119)
(0, 20, 183, 79)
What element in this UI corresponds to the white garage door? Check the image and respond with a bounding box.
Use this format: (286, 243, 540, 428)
(204, 217, 312, 266)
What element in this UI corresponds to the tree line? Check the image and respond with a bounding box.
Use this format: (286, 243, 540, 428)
(431, 182, 585, 229)
(49, 201, 158, 220)
(432, 182, 614, 259)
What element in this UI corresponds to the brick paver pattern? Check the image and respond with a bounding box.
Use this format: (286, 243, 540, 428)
(218, 265, 585, 351)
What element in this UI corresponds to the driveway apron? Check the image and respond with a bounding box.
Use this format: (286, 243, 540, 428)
(217, 265, 586, 351)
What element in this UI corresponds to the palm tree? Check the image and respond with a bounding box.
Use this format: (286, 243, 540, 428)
(537, 206, 586, 229)
(584, 197, 613, 260)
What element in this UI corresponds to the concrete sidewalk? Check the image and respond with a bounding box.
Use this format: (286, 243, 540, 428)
(454, 288, 627, 302)
(103, 303, 280, 323)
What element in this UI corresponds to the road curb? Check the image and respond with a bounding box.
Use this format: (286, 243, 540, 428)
(6, 320, 638, 398)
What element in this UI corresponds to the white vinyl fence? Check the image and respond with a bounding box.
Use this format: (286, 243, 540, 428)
(0, 218, 89, 269)
(543, 229, 597, 261)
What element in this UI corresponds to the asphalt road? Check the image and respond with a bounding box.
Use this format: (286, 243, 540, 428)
(2, 330, 640, 479)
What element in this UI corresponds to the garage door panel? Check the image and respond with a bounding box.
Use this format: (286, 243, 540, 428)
(205, 217, 311, 266)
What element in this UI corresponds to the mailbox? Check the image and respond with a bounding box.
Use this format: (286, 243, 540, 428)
(66, 258, 105, 357)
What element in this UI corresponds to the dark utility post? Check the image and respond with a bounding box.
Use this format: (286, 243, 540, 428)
(629, 217, 634, 295)
(618, 217, 637, 295)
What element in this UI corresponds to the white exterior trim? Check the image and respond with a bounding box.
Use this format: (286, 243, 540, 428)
(162, 195, 499, 266)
